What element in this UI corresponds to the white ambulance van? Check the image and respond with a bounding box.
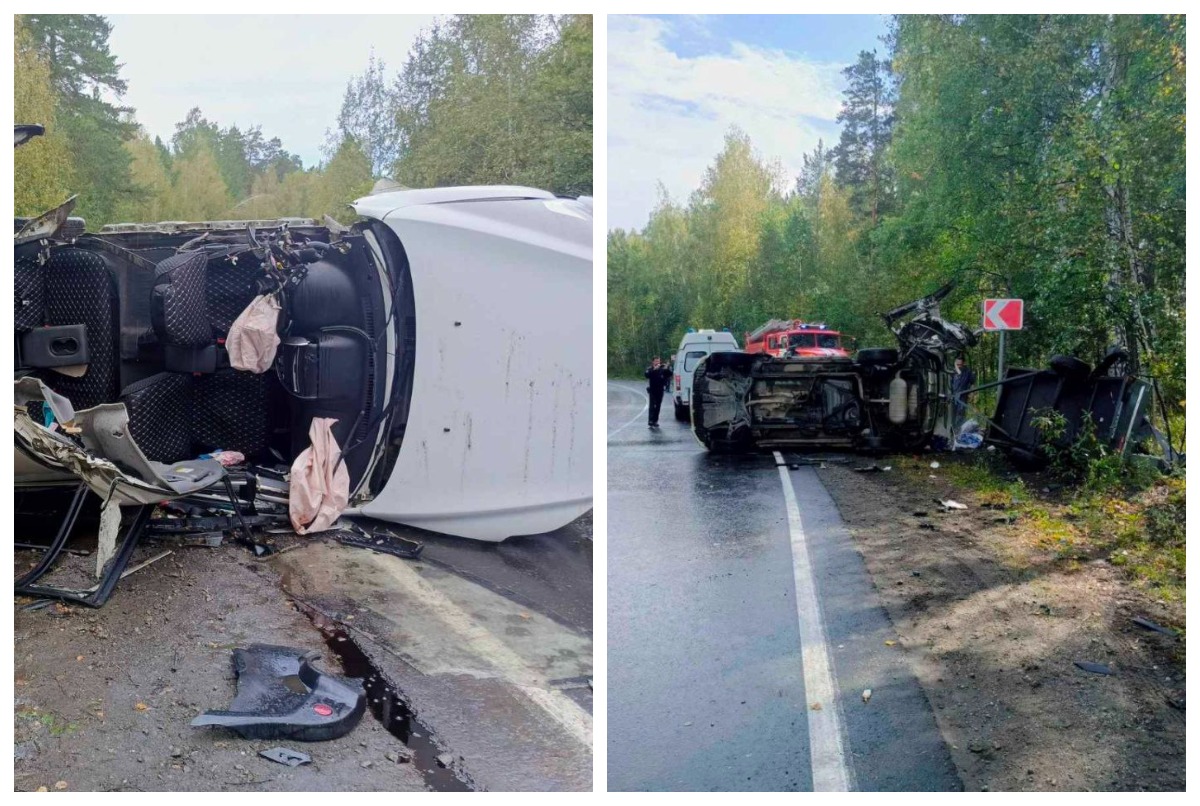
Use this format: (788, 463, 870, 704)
(672, 329, 740, 420)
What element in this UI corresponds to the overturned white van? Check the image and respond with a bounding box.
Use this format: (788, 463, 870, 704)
(15, 177, 592, 549)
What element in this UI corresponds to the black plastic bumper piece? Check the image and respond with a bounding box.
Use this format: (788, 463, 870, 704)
(191, 644, 366, 741)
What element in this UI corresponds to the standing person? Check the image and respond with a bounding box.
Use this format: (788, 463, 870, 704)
(951, 356, 976, 431)
(644, 356, 672, 428)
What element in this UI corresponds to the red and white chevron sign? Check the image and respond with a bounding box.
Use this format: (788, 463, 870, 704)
(982, 298, 1023, 331)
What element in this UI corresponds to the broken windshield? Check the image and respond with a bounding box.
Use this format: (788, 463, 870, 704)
(789, 333, 840, 349)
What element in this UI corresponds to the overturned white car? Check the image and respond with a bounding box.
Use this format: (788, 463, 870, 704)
(15, 137, 591, 575)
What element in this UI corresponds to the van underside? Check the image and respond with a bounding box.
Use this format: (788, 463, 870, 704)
(691, 351, 947, 453)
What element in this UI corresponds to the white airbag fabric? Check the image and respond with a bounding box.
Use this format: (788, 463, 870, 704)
(289, 417, 350, 534)
(226, 293, 281, 373)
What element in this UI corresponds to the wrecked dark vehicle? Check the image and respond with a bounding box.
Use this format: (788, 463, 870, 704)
(692, 283, 974, 453)
(691, 281, 1174, 469)
(983, 350, 1177, 469)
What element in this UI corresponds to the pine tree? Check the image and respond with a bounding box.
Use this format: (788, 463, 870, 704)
(833, 50, 895, 225)
(19, 14, 135, 227)
(14, 17, 73, 215)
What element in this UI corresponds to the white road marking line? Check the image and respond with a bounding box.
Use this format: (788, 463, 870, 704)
(607, 382, 649, 440)
(773, 450, 851, 791)
(368, 552, 593, 750)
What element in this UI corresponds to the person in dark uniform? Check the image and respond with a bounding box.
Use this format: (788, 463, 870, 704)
(644, 356, 672, 428)
(951, 356, 976, 430)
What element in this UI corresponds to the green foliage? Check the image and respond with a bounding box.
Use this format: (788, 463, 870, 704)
(608, 129, 878, 375)
(164, 142, 231, 221)
(328, 51, 399, 176)
(1031, 409, 1124, 491)
(117, 134, 172, 223)
(313, 137, 375, 222)
(608, 13, 1184, 416)
(15, 14, 589, 229)
(14, 18, 73, 216)
(833, 49, 895, 224)
(390, 14, 593, 194)
(20, 14, 136, 228)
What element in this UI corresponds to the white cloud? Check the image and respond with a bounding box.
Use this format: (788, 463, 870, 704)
(608, 16, 847, 231)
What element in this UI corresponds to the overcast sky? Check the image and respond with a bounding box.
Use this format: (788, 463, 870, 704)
(608, 14, 890, 232)
(107, 15, 436, 167)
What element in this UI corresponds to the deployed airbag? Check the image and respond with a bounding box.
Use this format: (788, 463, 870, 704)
(227, 293, 281, 374)
(289, 417, 350, 534)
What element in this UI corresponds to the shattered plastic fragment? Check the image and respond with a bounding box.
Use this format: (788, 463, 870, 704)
(259, 747, 312, 767)
(191, 644, 365, 741)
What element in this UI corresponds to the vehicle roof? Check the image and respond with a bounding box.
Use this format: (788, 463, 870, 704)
(679, 331, 738, 343)
(351, 185, 558, 221)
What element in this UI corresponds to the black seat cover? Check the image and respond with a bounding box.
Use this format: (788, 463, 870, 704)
(152, 251, 212, 347)
(207, 258, 259, 337)
(122, 372, 194, 462)
(120, 249, 270, 462)
(193, 370, 270, 458)
(15, 245, 44, 333)
(37, 248, 120, 411)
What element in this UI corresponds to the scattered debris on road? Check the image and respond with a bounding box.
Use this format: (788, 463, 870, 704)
(330, 522, 423, 560)
(1131, 617, 1175, 637)
(259, 747, 312, 767)
(1073, 661, 1114, 676)
(192, 645, 366, 741)
(862, 689, 873, 703)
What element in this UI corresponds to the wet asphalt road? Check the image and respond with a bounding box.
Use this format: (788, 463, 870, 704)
(606, 380, 960, 792)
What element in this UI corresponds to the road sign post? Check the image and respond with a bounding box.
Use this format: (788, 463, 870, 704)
(982, 298, 1023, 381)
(998, 330, 1006, 381)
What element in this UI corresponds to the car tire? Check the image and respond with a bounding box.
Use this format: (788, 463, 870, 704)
(857, 347, 899, 366)
(1091, 347, 1129, 379)
(674, 401, 689, 421)
(1049, 354, 1091, 381)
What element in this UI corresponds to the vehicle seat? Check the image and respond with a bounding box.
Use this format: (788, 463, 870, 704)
(192, 369, 270, 458)
(119, 250, 270, 462)
(152, 251, 216, 373)
(206, 256, 260, 337)
(122, 372, 194, 462)
(14, 247, 44, 333)
(36, 248, 121, 411)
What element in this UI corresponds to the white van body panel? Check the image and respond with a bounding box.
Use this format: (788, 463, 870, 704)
(354, 191, 593, 541)
(674, 330, 740, 408)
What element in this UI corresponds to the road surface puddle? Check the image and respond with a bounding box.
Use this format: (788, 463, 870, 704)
(294, 600, 473, 791)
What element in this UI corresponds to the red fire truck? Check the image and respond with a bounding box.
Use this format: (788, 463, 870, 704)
(743, 319, 851, 359)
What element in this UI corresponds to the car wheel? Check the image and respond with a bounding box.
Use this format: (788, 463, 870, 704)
(674, 402, 689, 421)
(1091, 347, 1129, 379)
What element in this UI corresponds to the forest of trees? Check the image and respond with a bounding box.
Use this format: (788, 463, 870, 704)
(607, 15, 1185, 407)
(14, 14, 592, 227)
